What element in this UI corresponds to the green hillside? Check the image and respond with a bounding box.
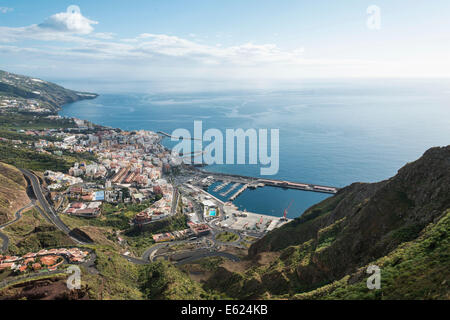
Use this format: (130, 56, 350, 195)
(0, 70, 97, 112)
(201, 146, 450, 299)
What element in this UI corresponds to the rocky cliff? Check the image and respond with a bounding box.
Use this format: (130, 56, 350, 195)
(205, 146, 450, 299)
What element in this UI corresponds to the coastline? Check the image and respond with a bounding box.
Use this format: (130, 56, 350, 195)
(58, 95, 334, 219)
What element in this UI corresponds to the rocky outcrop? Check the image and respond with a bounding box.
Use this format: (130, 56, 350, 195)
(246, 145, 450, 291)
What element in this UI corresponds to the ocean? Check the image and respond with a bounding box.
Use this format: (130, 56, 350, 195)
(59, 79, 450, 218)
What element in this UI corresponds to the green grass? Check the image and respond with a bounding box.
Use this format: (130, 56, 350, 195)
(0, 141, 73, 172)
(124, 214, 189, 256)
(3, 209, 74, 255)
(60, 201, 187, 257)
(294, 209, 450, 300)
(0, 113, 75, 130)
(315, 217, 346, 252)
(216, 231, 239, 242)
(83, 247, 143, 300)
(244, 236, 258, 242)
(61, 200, 156, 231)
(139, 260, 217, 300)
(197, 257, 224, 271)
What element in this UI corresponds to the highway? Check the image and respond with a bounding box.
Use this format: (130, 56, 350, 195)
(13, 169, 242, 268)
(19, 168, 89, 245)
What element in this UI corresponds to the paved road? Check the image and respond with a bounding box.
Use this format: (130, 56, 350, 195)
(123, 237, 241, 266)
(0, 202, 35, 253)
(19, 169, 89, 245)
(123, 248, 241, 266)
(120, 254, 149, 265)
(82, 252, 99, 275)
(142, 243, 169, 262)
(0, 231, 8, 253)
(211, 229, 245, 248)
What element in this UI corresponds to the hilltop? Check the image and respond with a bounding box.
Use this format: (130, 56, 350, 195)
(197, 146, 450, 299)
(0, 70, 97, 113)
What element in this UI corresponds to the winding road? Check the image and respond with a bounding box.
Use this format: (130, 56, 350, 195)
(0, 202, 35, 253)
(122, 239, 241, 266)
(19, 168, 90, 245)
(11, 169, 240, 267)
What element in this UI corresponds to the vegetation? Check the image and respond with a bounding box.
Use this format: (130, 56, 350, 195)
(1, 69, 448, 300)
(196, 257, 225, 272)
(61, 200, 156, 231)
(139, 261, 215, 300)
(0, 141, 73, 172)
(0, 113, 75, 130)
(0, 69, 97, 112)
(0, 129, 55, 142)
(215, 231, 239, 243)
(3, 209, 74, 256)
(294, 210, 450, 300)
(44, 147, 98, 164)
(0, 162, 29, 224)
(83, 248, 143, 300)
(199, 147, 450, 300)
(124, 214, 189, 256)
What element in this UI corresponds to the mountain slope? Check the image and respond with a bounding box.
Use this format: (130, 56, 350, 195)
(0, 162, 30, 225)
(0, 70, 97, 112)
(294, 209, 449, 299)
(203, 146, 450, 299)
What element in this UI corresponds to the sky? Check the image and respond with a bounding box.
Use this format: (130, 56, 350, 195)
(0, 0, 449, 91)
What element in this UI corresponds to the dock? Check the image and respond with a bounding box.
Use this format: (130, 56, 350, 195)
(213, 181, 230, 192)
(220, 183, 240, 197)
(157, 131, 202, 141)
(195, 169, 339, 194)
(229, 184, 248, 201)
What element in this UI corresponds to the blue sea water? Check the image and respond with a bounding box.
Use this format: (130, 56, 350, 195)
(59, 79, 450, 218)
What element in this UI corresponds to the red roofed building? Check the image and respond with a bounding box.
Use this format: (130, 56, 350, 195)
(32, 263, 41, 271)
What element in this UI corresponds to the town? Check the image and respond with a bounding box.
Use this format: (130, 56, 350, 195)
(0, 248, 90, 274)
(0, 108, 338, 273)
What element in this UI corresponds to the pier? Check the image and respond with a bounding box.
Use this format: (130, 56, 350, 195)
(157, 131, 202, 141)
(180, 150, 206, 158)
(220, 183, 240, 197)
(229, 184, 248, 201)
(195, 169, 339, 194)
(213, 181, 230, 192)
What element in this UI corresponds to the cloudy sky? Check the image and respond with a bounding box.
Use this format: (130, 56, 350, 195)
(1, 0, 449, 91)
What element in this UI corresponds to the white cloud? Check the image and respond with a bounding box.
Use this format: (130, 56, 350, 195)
(1, 6, 447, 83)
(39, 8, 98, 34)
(91, 32, 115, 40)
(0, 6, 304, 69)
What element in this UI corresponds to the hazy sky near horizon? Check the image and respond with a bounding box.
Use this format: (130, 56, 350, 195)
(0, 0, 449, 90)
